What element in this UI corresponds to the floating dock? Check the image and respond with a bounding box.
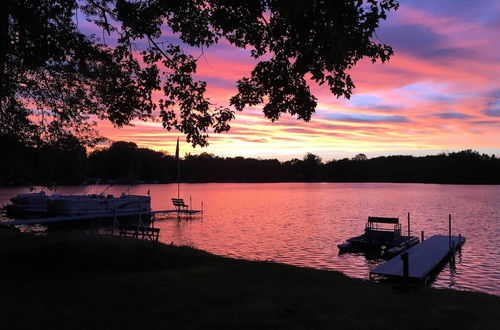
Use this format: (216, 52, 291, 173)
(370, 234, 465, 282)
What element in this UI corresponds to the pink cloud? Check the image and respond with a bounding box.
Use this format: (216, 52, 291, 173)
(88, 2, 500, 159)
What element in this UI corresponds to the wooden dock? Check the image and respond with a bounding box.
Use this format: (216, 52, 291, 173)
(370, 234, 465, 282)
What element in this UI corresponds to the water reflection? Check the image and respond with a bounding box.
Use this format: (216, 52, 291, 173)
(1, 182, 499, 296)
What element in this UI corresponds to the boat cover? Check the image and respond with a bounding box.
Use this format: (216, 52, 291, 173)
(367, 217, 399, 224)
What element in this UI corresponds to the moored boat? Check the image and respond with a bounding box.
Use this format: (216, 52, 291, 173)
(47, 193, 151, 217)
(5, 191, 53, 217)
(5, 181, 151, 220)
(338, 216, 419, 257)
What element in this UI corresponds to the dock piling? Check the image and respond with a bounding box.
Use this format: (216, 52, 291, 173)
(407, 212, 410, 237)
(448, 214, 452, 250)
(112, 208, 118, 234)
(450, 240, 456, 266)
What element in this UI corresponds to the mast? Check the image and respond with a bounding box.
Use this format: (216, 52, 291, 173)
(175, 137, 180, 199)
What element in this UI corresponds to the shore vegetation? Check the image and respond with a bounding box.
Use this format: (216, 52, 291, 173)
(0, 228, 498, 329)
(1, 139, 499, 185)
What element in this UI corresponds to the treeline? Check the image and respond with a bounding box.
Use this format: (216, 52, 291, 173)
(0, 134, 88, 186)
(1, 138, 499, 185)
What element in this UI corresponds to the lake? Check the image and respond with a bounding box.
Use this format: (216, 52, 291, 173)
(1, 182, 499, 296)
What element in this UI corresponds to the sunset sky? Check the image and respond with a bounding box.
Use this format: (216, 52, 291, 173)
(95, 0, 500, 161)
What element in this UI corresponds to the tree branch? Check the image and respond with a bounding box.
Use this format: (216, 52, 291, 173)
(146, 36, 183, 75)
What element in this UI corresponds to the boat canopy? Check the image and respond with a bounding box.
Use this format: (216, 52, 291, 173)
(367, 217, 399, 224)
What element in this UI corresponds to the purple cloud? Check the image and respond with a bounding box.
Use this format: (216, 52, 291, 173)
(435, 112, 474, 119)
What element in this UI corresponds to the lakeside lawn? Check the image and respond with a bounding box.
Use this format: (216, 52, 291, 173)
(1, 228, 499, 329)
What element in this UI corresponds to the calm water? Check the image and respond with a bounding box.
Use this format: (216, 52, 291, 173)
(1, 183, 499, 296)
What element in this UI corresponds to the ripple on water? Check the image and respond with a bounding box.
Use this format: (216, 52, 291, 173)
(1, 182, 499, 296)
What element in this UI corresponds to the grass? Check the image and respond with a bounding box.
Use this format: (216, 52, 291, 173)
(0, 227, 499, 329)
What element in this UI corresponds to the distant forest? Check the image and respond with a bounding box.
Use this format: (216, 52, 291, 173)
(1, 137, 499, 185)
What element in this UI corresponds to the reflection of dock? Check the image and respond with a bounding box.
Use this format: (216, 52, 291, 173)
(370, 234, 465, 282)
(1, 209, 200, 226)
(1, 209, 165, 241)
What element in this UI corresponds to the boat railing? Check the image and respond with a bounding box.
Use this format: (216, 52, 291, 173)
(69, 178, 101, 196)
(365, 217, 401, 231)
(364, 228, 401, 241)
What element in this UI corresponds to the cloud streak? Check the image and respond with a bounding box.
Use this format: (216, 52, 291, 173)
(95, 1, 500, 160)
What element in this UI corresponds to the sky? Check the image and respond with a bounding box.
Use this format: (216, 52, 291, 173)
(95, 0, 500, 161)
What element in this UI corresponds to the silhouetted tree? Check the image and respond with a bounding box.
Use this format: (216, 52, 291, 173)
(0, 133, 87, 185)
(352, 153, 368, 161)
(2, 147, 500, 185)
(300, 153, 323, 180)
(88, 141, 174, 182)
(0, 0, 399, 148)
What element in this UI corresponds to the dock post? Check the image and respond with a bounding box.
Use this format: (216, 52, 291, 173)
(112, 208, 117, 234)
(450, 240, 456, 266)
(407, 212, 410, 237)
(448, 214, 452, 250)
(421, 230, 424, 242)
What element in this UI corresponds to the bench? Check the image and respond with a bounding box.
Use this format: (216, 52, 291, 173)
(171, 198, 189, 211)
(119, 225, 160, 241)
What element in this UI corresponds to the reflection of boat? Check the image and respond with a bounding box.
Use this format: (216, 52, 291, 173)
(338, 216, 419, 257)
(5, 191, 53, 217)
(48, 193, 151, 216)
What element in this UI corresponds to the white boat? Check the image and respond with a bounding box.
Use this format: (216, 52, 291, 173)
(5, 179, 151, 219)
(48, 193, 151, 216)
(337, 216, 419, 258)
(5, 191, 53, 217)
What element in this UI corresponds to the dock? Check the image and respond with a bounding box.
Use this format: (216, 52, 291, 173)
(370, 234, 465, 282)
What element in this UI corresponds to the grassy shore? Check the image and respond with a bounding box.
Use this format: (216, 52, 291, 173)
(0, 228, 499, 330)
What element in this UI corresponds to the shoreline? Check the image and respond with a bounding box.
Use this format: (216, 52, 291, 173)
(1, 229, 499, 329)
